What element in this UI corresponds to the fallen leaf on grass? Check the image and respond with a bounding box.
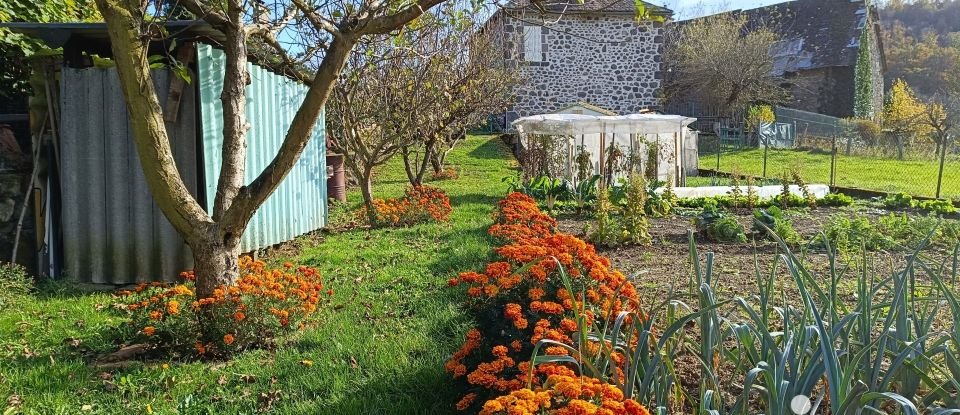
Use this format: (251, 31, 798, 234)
(299, 359, 313, 367)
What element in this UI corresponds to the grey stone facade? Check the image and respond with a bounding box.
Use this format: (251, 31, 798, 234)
(497, 13, 665, 119)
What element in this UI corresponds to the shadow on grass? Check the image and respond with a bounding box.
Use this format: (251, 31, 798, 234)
(467, 135, 511, 160)
(447, 193, 502, 209)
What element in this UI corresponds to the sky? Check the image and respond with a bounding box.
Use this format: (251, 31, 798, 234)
(658, 0, 786, 20)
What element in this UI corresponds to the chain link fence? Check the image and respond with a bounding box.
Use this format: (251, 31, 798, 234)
(693, 106, 960, 200)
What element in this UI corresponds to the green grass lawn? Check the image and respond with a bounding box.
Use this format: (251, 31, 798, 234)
(697, 148, 960, 199)
(0, 135, 515, 414)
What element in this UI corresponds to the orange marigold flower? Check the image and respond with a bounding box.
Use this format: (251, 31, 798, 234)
(149, 310, 163, 320)
(233, 311, 246, 321)
(166, 300, 180, 315)
(223, 334, 235, 345)
(491, 345, 509, 357)
(142, 326, 156, 336)
(456, 393, 478, 411)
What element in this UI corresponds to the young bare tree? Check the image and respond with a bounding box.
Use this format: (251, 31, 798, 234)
(326, 38, 424, 211)
(93, 0, 447, 297)
(327, 5, 519, 200)
(663, 13, 789, 116)
(398, 12, 520, 185)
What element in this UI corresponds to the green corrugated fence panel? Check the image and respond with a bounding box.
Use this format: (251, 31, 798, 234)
(196, 44, 327, 252)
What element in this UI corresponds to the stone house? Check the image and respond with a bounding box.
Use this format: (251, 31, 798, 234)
(666, 0, 886, 120)
(487, 0, 673, 126)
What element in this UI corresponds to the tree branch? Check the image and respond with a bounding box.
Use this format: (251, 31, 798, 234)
(94, 0, 212, 239)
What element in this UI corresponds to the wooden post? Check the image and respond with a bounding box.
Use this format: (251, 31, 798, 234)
(598, 132, 606, 187)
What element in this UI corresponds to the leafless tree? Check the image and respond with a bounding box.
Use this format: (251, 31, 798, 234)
(93, 0, 448, 298)
(398, 10, 521, 185)
(663, 13, 789, 117)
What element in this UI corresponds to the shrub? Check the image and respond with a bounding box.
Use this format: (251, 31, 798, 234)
(917, 198, 957, 215)
(695, 206, 747, 243)
(364, 185, 452, 227)
(446, 192, 643, 412)
(820, 192, 853, 207)
(115, 258, 331, 358)
(0, 262, 33, 308)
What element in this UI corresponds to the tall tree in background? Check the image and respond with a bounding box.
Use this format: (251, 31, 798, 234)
(884, 79, 932, 160)
(853, 26, 876, 119)
(663, 13, 788, 117)
(93, 0, 447, 298)
(880, 0, 960, 97)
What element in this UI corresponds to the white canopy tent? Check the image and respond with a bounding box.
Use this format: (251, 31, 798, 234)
(512, 114, 697, 186)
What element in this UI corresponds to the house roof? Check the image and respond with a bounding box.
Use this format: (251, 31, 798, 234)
(680, 0, 876, 72)
(501, 0, 673, 17)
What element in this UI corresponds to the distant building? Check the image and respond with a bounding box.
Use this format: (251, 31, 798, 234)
(487, 0, 673, 127)
(667, 0, 886, 120)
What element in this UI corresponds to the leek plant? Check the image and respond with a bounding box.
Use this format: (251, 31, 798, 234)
(528, 228, 960, 414)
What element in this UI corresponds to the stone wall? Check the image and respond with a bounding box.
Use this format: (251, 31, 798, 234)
(500, 13, 664, 119)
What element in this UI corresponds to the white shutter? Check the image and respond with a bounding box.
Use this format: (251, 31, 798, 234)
(523, 25, 542, 62)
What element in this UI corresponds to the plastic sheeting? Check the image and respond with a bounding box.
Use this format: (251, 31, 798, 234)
(512, 114, 697, 186)
(667, 184, 830, 200)
(512, 113, 696, 135)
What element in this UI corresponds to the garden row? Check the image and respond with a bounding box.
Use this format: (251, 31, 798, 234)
(444, 192, 960, 413)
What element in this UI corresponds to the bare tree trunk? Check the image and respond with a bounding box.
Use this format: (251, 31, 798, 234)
(401, 139, 434, 186)
(192, 232, 242, 298)
(430, 154, 443, 175)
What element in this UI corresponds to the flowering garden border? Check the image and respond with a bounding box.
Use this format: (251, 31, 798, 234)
(446, 193, 652, 414)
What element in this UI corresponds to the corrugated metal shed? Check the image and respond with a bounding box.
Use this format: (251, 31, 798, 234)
(196, 44, 327, 252)
(59, 68, 199, 283)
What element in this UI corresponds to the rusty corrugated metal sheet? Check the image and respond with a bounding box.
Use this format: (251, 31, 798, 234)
(196, 44, 327, 252)
(59, 68, 199, 284)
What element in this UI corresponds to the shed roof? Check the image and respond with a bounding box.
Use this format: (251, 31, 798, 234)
(0, 21, 225, 48)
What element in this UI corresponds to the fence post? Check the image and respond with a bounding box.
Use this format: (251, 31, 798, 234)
(762, 137, 769, 177)
(830, 135, 837, 187)
(716, 135, 721, 172)
(936, 133, 950, 199)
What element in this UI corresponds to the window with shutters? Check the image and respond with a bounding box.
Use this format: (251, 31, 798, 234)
(523, 25, 542, 62)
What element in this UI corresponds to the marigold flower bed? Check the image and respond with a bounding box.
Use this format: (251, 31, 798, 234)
(363, 185, 452, 227)
(446, 193, 651, 414)
(116, 257, 331, 358)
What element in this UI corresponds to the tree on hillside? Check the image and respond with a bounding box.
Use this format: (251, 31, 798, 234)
(663, 13, 789, 117)
(884, 79, 932, 159)
(93, 0, 447, 298)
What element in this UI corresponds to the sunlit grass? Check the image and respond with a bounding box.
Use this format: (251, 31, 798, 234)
(697, 148, 960, 198)
(0, 135, 515, 414)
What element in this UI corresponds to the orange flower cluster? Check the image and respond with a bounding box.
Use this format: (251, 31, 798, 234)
(445, 193, 644, 412)
(479, 375, 651, 415)
(116, 257, 331, 357)
(363, 185, 452, 227)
